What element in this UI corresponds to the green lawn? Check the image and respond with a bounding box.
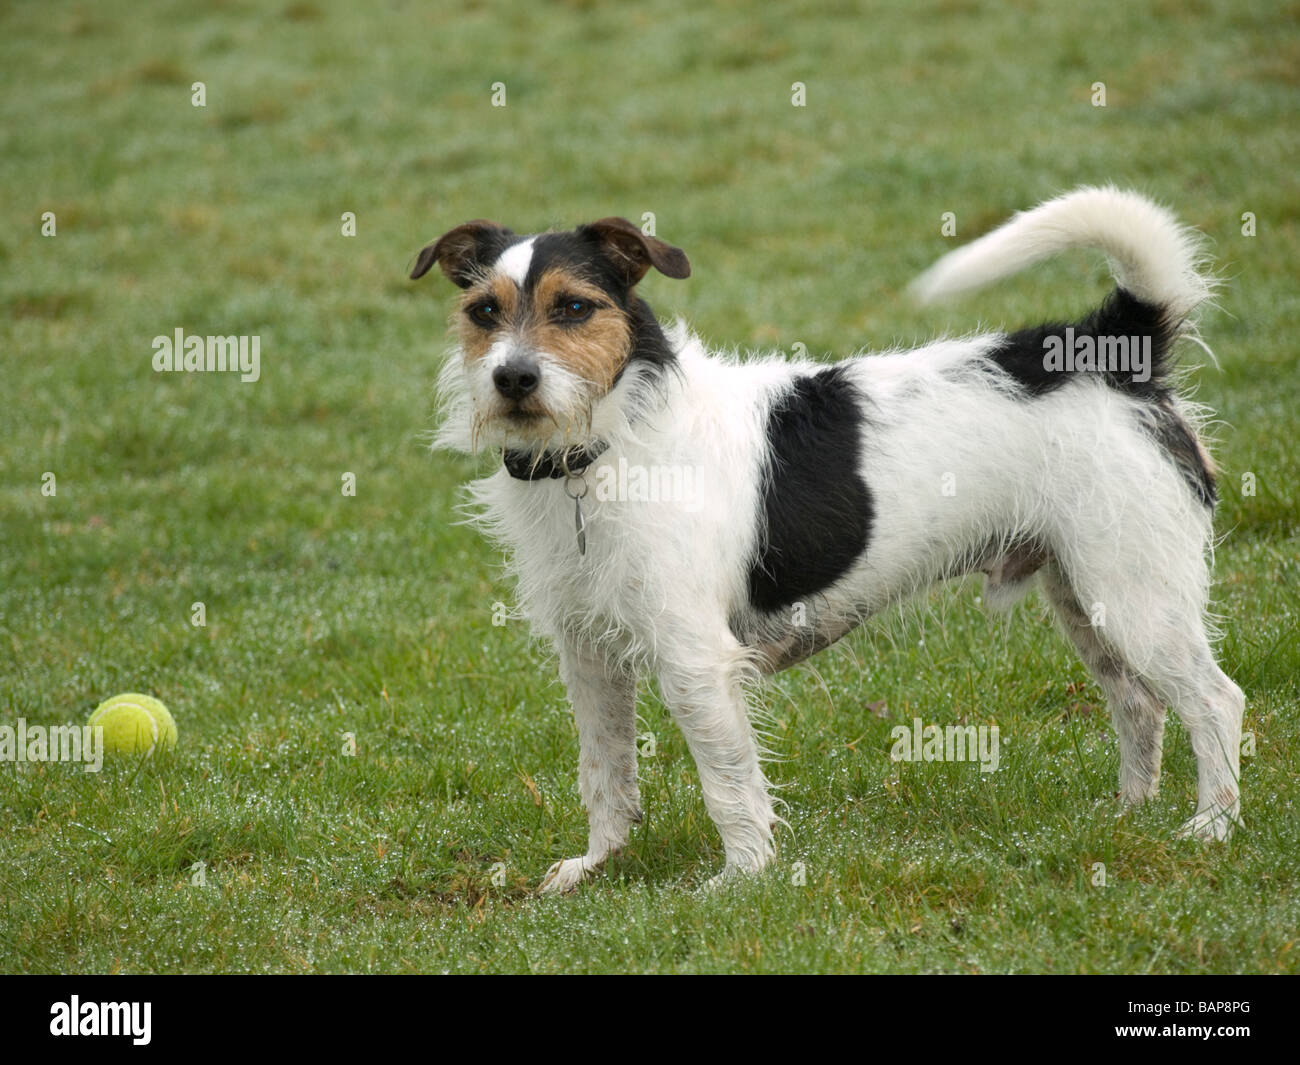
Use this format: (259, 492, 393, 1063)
(1, 0, 1297, 973)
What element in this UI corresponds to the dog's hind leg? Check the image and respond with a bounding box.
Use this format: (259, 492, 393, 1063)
(1141, 641, 1244, 842)
(1041, 562, 1168, 805)
(538, 640, 642, 894)
(1042, 555, 1244, 840)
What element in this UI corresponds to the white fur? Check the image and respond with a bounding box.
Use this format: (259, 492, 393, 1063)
(435, 189, 1243, 890)
(494, 237, 536, 286)
(910, 185, 1214, 321)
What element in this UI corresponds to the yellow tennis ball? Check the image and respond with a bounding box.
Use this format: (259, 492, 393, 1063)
(88, 693, 177, 755)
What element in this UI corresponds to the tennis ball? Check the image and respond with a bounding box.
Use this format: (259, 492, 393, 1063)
(88, 693, 178, 755)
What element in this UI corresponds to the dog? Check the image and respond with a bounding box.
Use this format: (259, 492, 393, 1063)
(411, 188, 1244, 892)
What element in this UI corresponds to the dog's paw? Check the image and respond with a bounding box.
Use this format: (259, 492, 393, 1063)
(701, 863, 762, 893)
(537, 856, 593, 895)
(702, 869, 741, 893)
(1176, 806, 1240, 842)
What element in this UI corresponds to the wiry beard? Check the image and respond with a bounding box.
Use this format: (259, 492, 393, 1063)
(467, 391, 599, 456)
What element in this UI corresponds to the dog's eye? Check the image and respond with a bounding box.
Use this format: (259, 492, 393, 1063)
(557, 298, 593, 322)
(467, 301, 499, 327)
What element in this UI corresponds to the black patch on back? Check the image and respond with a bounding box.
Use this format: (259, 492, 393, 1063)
(986, 287, 1176, 400)
(748, 366, 873, 613)
(987, 287, 1216, 510)
(1150, 400, 1218, 509)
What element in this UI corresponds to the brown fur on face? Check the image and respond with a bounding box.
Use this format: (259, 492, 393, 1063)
(456, 266, 632, 394)
(454, 276, 520, 362)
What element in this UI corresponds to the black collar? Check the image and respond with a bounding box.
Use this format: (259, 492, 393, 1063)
(503, 440, 609, 481)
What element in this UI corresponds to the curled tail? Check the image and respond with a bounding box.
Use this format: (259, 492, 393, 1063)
(910, 186, 1214, 326)
(911, 187, 1220, 510)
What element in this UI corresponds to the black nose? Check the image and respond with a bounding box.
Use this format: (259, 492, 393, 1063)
(492, 359, 540, 400)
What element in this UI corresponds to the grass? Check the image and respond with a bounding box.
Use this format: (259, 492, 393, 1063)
(1, 0, 1298, 974)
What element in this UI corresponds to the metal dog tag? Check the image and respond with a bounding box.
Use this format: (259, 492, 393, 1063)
(573, 494, 587, 555)
(565, 475, 589, 556)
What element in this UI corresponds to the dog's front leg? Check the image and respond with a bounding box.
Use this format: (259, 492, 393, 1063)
(537, 641, 641, 894)
(658, 650, 775, 884)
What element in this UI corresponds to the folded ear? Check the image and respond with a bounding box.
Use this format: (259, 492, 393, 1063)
(580, 217, 691, 285)
(410, 220, 515, 286)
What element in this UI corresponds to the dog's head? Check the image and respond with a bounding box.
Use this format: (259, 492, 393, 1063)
(411, 218, 689, 452)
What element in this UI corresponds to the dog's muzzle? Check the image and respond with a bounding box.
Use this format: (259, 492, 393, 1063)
(492, 357, 540, 401)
